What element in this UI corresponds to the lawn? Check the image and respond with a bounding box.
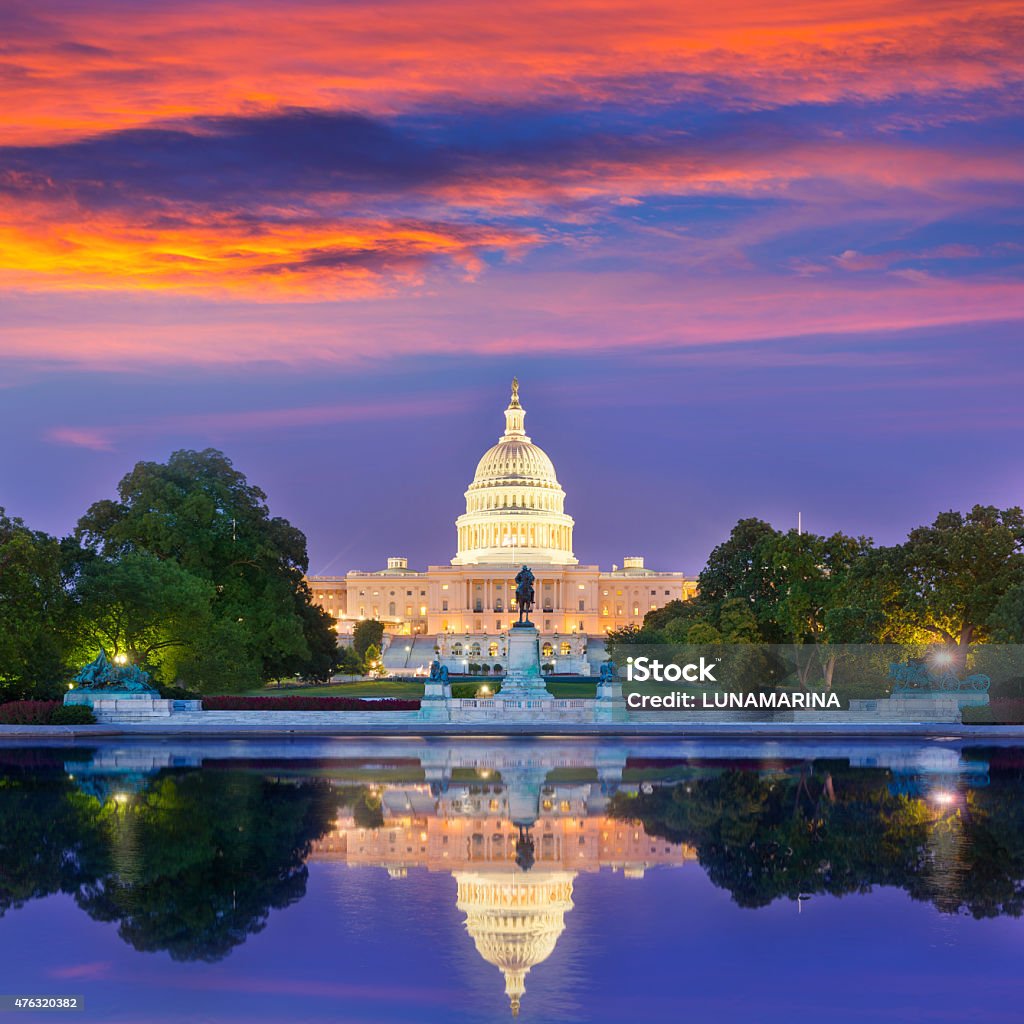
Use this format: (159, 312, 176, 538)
(231, 679, 426, 699)
(223, 677, 598, 699)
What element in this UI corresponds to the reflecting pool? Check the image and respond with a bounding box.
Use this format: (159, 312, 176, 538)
(1, 738, 1023, 1022)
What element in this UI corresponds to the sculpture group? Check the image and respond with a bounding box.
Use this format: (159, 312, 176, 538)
(889, 657, 990, 693)
(73, 648, 157, 693)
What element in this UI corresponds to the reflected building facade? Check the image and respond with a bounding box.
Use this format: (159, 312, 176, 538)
(311, 772, 693, 1016)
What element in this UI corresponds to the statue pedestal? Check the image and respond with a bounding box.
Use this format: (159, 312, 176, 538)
(500, 625, 551, 699)
(64, 690, 202, 721)
(420, 676, 452, 721)
(594, 677, 627, 722)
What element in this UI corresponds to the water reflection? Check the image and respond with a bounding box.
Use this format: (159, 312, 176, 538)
(1, 740, 1023, 1018)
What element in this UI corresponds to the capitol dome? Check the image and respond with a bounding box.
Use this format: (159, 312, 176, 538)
(455, 870, 576, 1017)
(453, 380, 577, 565)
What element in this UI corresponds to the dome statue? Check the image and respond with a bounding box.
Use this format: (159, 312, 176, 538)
(453, 380, 577, 565)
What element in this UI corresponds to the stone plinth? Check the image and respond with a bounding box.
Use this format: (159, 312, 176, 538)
(594, 677, 627, 722)
(500, 625, 550, 699)
(840, 695, 964, 723)
(420, 676, 452, 722)
(65, 690, 202, 721)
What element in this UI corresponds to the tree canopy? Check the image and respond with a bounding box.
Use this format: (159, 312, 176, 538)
(73, 449, 338, 689)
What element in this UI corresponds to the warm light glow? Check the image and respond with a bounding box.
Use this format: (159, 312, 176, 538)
(113, 653, 128, 666)
(930, 790, 956, 807)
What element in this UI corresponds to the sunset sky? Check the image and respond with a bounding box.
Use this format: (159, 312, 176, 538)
(1, 0, 1022, 573)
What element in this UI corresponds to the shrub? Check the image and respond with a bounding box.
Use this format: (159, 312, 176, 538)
(156, 682, 202, 700)
(48, 705, 97, 725)
(962, 698, 1024, 725)
(201, 695, 419, 711)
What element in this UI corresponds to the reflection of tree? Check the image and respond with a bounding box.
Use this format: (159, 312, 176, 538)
(75, 772, 339, 961)
(0, 770, 108, 918)
(610, 765, 1024, 916)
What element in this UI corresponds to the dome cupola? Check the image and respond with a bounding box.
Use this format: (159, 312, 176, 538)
(453, 380, 576, 565)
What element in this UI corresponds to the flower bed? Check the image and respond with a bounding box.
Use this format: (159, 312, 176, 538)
(202, 695, 420, 712)
(0, 700, 96, 725)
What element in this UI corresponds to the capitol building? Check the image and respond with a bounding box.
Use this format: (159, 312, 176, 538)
(307, 380, 695, 674)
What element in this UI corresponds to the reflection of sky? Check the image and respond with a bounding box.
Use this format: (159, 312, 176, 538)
(2, 2, 1023, 570)
(6, 861, 1023, 1023)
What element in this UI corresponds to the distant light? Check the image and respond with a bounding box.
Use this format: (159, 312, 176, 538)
(113, 792, 129, 805)
(930, 790, 956, 806)
(113, 653, 128, 666)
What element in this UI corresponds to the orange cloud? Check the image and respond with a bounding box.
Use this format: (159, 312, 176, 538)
(0, 195, 539, 298)
(2, 1, 1021, 145)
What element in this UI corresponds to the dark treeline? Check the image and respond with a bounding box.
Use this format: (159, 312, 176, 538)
(611, 758, 1024, 919)
(608, 508, 1024, 687)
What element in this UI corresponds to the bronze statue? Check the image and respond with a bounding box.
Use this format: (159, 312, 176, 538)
(514, 565, 535, 625)
(428, 659, 450, 684)
(72, 647, 157, 693)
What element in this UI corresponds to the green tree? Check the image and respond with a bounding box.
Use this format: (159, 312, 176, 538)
(74, 449, 335, 687)
(352, 618, 385, 661)
(362, 643, 383, 676)
(0, 510, 70, 698)
(68, 551, 214, 681)
(882, 506, 1024, 653)
(697, 518, 785, 641)
(990, 583, 1024, 643)
(761, 529, 875, 686)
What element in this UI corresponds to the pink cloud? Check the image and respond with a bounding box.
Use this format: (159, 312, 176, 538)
(48, 961, 114, 980)
(44, 395, 473, 452)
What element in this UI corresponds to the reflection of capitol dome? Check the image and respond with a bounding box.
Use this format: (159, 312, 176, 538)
(453, 380, 576, 566)
(455, 870, 575, 1017)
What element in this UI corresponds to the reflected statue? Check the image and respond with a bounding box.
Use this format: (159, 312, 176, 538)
(514, 825, 535, 872)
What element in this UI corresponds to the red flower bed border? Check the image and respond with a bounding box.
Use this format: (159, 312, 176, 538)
(0, 700, 62, 724)
(202, 695, 420, 712)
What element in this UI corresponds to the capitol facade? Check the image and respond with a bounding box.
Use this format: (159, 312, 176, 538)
(307, 380, 695, 674)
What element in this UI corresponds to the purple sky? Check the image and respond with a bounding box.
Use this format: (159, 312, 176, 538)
(1, 1, 1022, 574)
